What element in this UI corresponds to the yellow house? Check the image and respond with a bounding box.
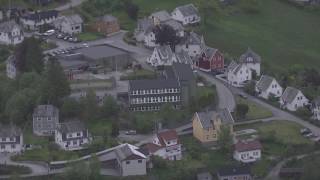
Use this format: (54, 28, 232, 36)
(192, 109, 234, 143)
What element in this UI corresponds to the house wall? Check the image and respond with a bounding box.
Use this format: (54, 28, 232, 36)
(233, 149, 261, 163)
(280, 91, 309, 111)
(144, 32, 156, 47)
(196, 51, 224, 72)
(256, 79, 283, 99)
(192, 116, 219, 143)
(147, 49, 176, 67)
(171, 10, 200, 25)
(91, 20, 120, 36)
(61, 22, 82, 35)
(21, 16, 57, 30)
(55, 130, 90, 151)
(0, 135, 23, 153)
(227, 65, 252, 87)
(312, 106, 320, 120)
(218, 174, 253, 180)
(120, 158, 147, 176)
(6, 61, 17, 79)
(245, 63, 261, 76)
(0, 27, 24, 45)
(33, 115, 59, 136)
(176, 44, 201, 58)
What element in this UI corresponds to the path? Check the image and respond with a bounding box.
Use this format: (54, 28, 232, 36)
(55, 0, 87, 11)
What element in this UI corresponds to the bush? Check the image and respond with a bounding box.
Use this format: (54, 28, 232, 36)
(235, 103, 249, 120)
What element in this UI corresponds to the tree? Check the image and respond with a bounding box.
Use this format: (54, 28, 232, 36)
(123, 0, 139, 20)
(88, 155, 101, 180)
(303, 68, 320, 87)
(61, 98, 81, 118)
(101, 96, 120, 118)
(159, 104, 176, 126)
(296, 107, 312, 120)
(217, 125, 233, 152)
(15, 37, 44, 73)
(40, 57, 70, 105)
(235, 103, 249, 120)
(197, 0, 221, 26)
(244, 81, 256, 96)
(154, 24, 181, 50)
(111, 120, 119, 137)
(80, 90, 99, 121)
(302, 156, 320, 180)
(17, 72, 42, 91)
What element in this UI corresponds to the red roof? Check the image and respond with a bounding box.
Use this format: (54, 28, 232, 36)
(143, 143, 162, 153)
(234, 140, 262, 152)
(157, 129, 178, 142)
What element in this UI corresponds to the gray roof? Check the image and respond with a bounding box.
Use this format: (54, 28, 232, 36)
(202, 46, 218, 58)
(180, 32, 203, 46)
(239, 47, 261, 64)
(175, 4, 199, 17)
(196, 111, 216, 129)
(218, 108, 235, 125)
(74, 45, 129, 60)
(155, 45, 174, 63)
(256, 75, 275, 92)
(129, 79, 180, 90)
(163, 19, 184, 32)
(175, 51, 193, 64)
(281, 87, 300, 104)
(0, 124, 22, 137)
(115, 144, 146, 161)
(0, 20, 20, 33)
(137, 17, 154, 33)
(150, 10, 171, 22)
(99, 15, 117, 22)
(227, 60, 246, 75)
(58, 120, 86, 134)
(64, 14, 83, 25)
(172, 62, 194, 81)
(33, 105, 59, 117)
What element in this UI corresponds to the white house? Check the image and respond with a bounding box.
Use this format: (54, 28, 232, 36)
(143, 129, 182, 161)
(0, 124, 23, 153)
(149, 10, 171, 25)
(33, 105, 59, 136)
(226, 61, 252, 87)
(20, 10, 58, 30)
(54, 14, 83, 35)
(144, 28, 156, 47)
(115, 143, 147, 176)
(280, 87, 309, 111)
(311, 97, 320, 120)
(0, 20, 24, 45)
(233, 139, 262, 163)
(163, 19, 185, 37)
(6, 55, 18, 79)
(134, 17, 154, 43)
(239, 48, 261, 76)
(147, 45, 176, 67)
(175, 51, 193, 65)
(171, 4, 201, 25)
(255, 75, 283, 99)
(55, 120, 91, 151)
(175, 32, 205, 58)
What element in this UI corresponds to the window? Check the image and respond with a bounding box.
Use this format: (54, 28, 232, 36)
(11, 144, 15, 149)
(0, 145, 5, 149)
(9, 137, 14, 141)
(73, 140, 77, 145)
(77, 133, 81, 137)
(138, 160, 142, 163)
(126, 161, 130, 164)
(2, 138, 6, 142)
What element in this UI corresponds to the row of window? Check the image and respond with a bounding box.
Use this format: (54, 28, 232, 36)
(36, 117, 55, 121)
(67, 132, 82, 138)
(0, 137, 15, 142)
(126, 159, 143, 164)
(132, 105, 180, 111)
(240, 151, 259, 159)
(131, 88, 180, 95)
(65, 139, 84, 147)
(131, 96, 181, 104)
(0, 144, 16, 149)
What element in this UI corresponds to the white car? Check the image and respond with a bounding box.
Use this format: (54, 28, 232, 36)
(43, 29, 55, 36)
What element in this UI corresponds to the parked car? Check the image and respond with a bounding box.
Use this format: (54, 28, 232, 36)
(238, 92, 248, 99)
(63, 36, 70, 41)
(300, 128, 311, 135)
(56, 33, 64, 39)
(304, 132, 314, 138)
(125, 130, 137, 135)
(43, 29, 55, 36)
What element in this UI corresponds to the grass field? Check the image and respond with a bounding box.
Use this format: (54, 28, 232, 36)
(129, 0, 320, 73)
(236, 97, 273, 120)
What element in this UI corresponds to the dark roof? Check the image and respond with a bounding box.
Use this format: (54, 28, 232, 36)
(150, 10, 171, 22)
(281, 87, 300, 104)
(58, 120, 86, 134)
(180, 31, 203, 45)
(239, 47, 261, 64)
(196, 111, 216, 129)
(202, 46, 218, 58)
(157, 129, 178, 143)
(142, 143, 162, 153)
(175, 4, 199, 17)
(256, 75, 275, 92)
(137, 17, 154, 33)
(33, 105, 59, 117)
(74, 45, 129, 60)
(163, 19, 184, 32)
(129, 78, 179, 90)
(0, 124, 22, 137)
(312, 97, 320, 107)
(235, 140, 262, 152)
(115, 144, 146, 161)
(22, 10, 58, 21)
(218, 166, 252, 177)
(175, 51, 193, 65)
(172, 62, 194, 81)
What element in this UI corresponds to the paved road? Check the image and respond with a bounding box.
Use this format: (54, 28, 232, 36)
(55, 0, 87, 11)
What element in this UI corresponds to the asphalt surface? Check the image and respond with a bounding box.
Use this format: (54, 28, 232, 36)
(55, 0, 87, 11)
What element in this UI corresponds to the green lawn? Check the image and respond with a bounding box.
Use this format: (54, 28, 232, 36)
(237, 97, 273, 120)
(120, 69, 156, 80)
(77, 32, 104, 41)
(0, 165, 31, 175)
(130, 0, 320, 73)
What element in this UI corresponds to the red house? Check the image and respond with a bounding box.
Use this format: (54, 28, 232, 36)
(195, 47, 224, 72)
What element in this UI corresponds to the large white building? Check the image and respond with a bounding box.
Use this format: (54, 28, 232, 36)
(0, 125, 23, 153)
(280, 87, 309, 111)
(0, 20, 24, 45)
(175, 31, 205, 58)
(239, 48, 262, 76)
(115, 143, 147, 176)
(143, 129, 182, 161)
(171, 4, 201, 25)
(255, 75, 283, 99)
(20, 10, 58, 30)
(55, 120, 91, 151)
(226, 61, 252, 87)
(233, 140, 262, 163)
(54, 14, 83, 35)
